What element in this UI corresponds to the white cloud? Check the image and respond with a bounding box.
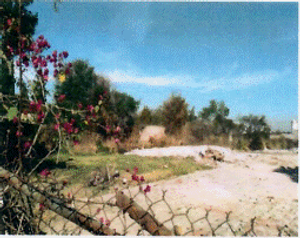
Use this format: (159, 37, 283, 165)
(105, 69, 184, 86)
(197, 69, 281, 92)
(105, 67, 290, 93)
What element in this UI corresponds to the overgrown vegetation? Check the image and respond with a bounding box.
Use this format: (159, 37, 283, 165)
(45, 153, 212, 188)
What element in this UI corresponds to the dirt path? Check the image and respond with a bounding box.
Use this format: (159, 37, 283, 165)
(118, 147, 298, 236)
(47, 147, 298, 236)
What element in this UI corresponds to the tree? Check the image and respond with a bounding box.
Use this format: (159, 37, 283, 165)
(55, 60, 139, 137)
(1, 0, 38, 96)
(161, 93, 189, 134)
(188, 106, 197, 122)
(110, 90, 140, 136)
(55, 60, 100, 107)
(151, 108, 163, 125)
(239, 114, 271, 150)
(199, 100, 232, 135)
(137, 106, 152, 126)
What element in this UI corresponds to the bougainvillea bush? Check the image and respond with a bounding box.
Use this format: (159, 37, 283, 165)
(1, 28, 124, 172)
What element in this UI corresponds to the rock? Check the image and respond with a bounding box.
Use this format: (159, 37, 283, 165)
(139, 126, 166, 147)
(204, 148, 225, 162)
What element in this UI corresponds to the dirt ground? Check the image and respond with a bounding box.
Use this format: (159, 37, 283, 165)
(117, 146, 298, 236)
(42, 146, 298, 236)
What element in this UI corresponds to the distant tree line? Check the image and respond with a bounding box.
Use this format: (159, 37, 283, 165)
(136, 96, 272, 150)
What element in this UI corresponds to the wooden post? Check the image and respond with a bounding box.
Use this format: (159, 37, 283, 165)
(116, 191, 173, 236)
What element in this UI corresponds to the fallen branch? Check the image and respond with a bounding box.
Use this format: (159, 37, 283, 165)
(116, 191, 173, 236)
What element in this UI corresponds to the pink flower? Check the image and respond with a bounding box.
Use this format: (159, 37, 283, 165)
(37, 112, 45, 123)
(74, 128, 79, 134)
(114, 138, 120, 144)
(29, 101, 36, 112)
(16, 131, 23, 137)
(29, 43, 36, 52)
(13, 116, 18, 124)
(37, 41, 44, 49)
(24, 60, 29, 67)
(86, 105, 94, 113)
(144, 185, 151, 194)
(42, 60, 47, 67)
(140, 176, 145, 182)
(63, 51, 69, 58)
(98, 95, 103, 100)
(20, 52, 27, 60)
(24, 141, 32, 149)
(34, 48, 41, 54)
(44, 40, 50, 48)
(73, 140, 79, 146)
(43, 68, 49, 76)
(39, 168, 51, 178)
(99, 217, 104, 224)
(68, 62, 72, 68)
(105, 219, 111, 227)
(50, 57, 57, 63)
(43, 75, 49, 81)
(96, 208, 101, 213)
(55, 113, 60, 119)
(54, 124, 60, 131)
(114, 126, 121, 134)
(131, 174, 139, 182)
(54, 69, 58, 77)
(70, 118, 76, 125)
(133, 167, 138, 173)
(39, 203, 45, 211)
(52, 50, 57, 58)
(65, 68, 70, 75)
(38, 35, 44, 40)
(33, 57, 39, 65)
(58, 94, 66, 103)
(105, 125, 111, 132)
(37, 69, 42, 76)
(36, 103, 42, 112)
(63, 122, 73, 134)
(78, 103, 83, 109)
(7, 19, 12, 26)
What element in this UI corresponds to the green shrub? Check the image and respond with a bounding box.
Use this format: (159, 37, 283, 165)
(161, 93, 189, 134)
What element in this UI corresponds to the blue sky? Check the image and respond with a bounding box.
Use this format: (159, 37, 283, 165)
(27, 2, 298, 131)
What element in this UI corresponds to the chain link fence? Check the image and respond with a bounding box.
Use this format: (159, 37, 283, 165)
(0, 165, 297, 236)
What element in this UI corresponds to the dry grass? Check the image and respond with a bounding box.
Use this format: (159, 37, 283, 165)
(44, 153, 212, 195)
(68, 123, 298, 155)
(72, 132, 100, 155)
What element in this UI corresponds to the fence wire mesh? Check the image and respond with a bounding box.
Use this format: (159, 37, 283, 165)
(0, 166, 298, 236)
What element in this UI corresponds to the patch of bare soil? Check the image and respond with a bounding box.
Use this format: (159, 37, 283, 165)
(120, 146, 298, 236)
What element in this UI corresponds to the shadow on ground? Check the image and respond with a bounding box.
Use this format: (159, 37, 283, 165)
(273, 166, 298, 183)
